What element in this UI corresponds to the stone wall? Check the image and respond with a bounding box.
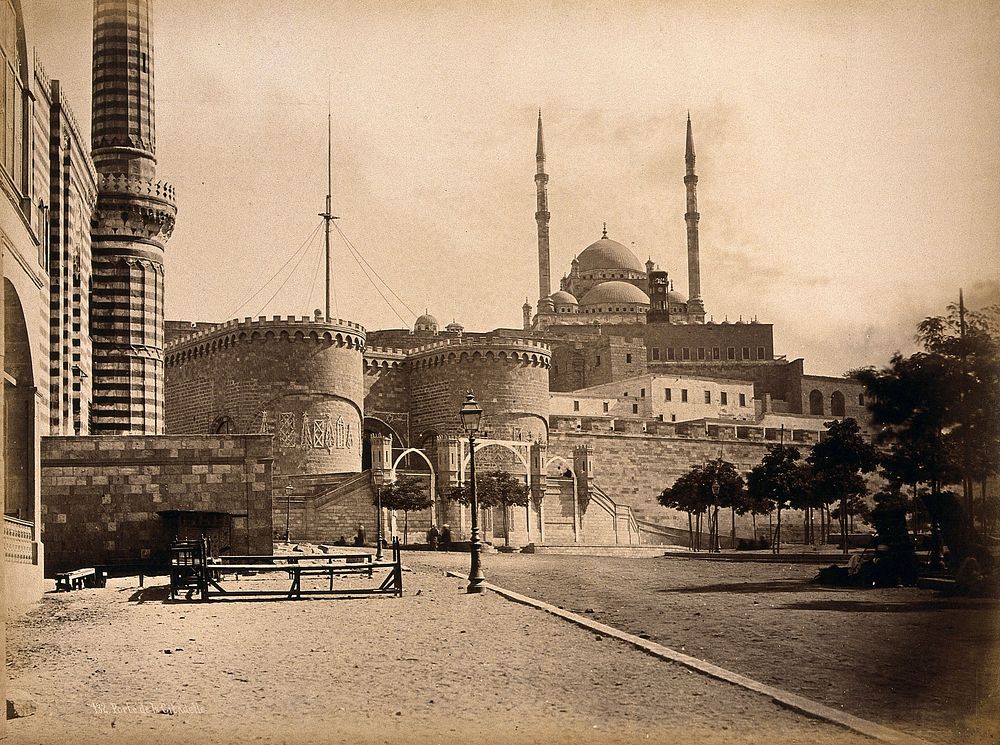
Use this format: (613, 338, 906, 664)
(165, 316, 365, 476)
(549, 429, 775, 529)
(407, 338, 550, 442)
(41, 435, 274, 574)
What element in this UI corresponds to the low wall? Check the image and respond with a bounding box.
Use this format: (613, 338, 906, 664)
(41, 435, 274, 575)
(4, 517, 44, 610)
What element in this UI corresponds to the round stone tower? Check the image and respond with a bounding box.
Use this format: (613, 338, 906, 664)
(165, 316, 366, 475)
(407, 337, 551, 443)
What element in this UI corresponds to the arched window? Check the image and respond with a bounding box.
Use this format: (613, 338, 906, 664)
(808, 389, 824, 415)
(830, 391, 846, 417)
(211, 416, 235, 434)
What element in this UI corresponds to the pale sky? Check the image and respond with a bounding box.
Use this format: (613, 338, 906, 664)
(24, 0, 1000, 376)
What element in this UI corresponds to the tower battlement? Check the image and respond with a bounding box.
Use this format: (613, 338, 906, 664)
(165, 316, 367, 365)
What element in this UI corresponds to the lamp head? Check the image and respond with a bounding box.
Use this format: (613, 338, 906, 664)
(459, 391, 483, 434)
(372, 468, 386, 487)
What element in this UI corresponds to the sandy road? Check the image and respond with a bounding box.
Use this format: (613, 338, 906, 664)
(5, 561, 881, 745)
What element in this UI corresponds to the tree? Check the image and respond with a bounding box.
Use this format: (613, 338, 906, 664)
(701, 458, 746, 550)
(807, 418, 878, 555)
(747, 445, 809, 554)
(659, 459, 744, 551)
(378, 477, 432, 545)
(449, 470, 530, 547)
(853, 300, 999, 565)
(659, 467, 707, 551)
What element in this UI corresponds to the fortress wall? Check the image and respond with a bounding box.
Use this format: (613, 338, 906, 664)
(165, 317, 366, 475)
(363, 353, 410, 421)
(549, 430, 779, 530)
(407, 339, 550, 442)
(40, 435, 274, 574)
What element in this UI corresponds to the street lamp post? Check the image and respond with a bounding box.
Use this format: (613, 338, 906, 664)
(711, 478, 721, 553)
(284, 485, 292, 544)
(373, 468, 386, 561)
(460, 392, 485, 594)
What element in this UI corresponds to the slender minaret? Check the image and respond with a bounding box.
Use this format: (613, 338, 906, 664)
(89, 0, 176, 434)
(684, 113, 705, 320)
(535, 110, 551, 303)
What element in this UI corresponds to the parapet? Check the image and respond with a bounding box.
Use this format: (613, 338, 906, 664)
(406, 335, 551, 368)
(165, 315, 367, 366)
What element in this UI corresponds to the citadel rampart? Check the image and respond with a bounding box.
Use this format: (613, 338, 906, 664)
(548, 426, 820, 540)
(165, 316, 366, 475)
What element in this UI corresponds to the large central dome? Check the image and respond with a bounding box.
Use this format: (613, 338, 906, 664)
(576, 236, 645, 274)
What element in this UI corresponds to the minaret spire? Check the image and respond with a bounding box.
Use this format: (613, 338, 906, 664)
(535, 109, 551, 303)
(684, 113, 705, 322)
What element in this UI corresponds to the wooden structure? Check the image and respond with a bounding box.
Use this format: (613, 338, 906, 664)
(55, 567, 96, 591)
(169, 538, 403, 601)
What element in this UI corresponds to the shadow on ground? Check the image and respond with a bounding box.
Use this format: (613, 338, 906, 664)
(128, 585, 172, 603)
(779, 598, 999, 613)
(660, 580, 830, 594)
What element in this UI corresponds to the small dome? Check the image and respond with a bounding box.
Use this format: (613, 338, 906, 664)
(549, 290, 578, 306)
(445, 321, 464, 333)
(580, 281, 650, 307)
(667, 289, 688, 304)
(577, 237, 645, 274)
(414, 313, 439, 333)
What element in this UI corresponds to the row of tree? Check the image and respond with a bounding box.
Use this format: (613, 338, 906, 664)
(659, 418, 877, 554)
(660, 299, 998, 566)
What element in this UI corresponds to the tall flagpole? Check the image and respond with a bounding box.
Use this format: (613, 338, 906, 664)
(321, 111, 336, 321)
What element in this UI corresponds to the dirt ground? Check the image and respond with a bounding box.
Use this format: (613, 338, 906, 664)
(407, 551, 1000, 745)
(7, 560, 888, 745)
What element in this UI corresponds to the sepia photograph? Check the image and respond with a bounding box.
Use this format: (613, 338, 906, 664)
(1, 0, 998, 743)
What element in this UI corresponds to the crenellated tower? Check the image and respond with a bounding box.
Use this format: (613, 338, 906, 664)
(89, 0, 176, 434)
(535, 110, 551, 304)
(684, 113, 705, 322)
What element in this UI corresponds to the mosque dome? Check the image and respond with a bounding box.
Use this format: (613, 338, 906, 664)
(580, 281, 650, 307)
(548, 290, 578, 306)
(414, 313, 439, 333)
(577, 236, 645, 274)
(667, 289, 688, 304)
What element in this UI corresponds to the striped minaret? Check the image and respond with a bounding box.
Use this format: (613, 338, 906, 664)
(89, 0, 175, 434)
(684, 113, 705, 321)
(535, 110, 551, 303)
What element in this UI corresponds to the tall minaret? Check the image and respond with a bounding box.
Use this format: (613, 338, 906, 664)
(684, 113, 705, 321)
(535, 110, 551, 303)
(89, 0, 176, 434)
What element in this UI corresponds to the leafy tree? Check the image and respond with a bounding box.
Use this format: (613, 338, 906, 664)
(659, 467, 708, 550)
(377, 477, 432, 545)
(449, 470, 530, 547)
(853, 300, 999, 565)
(807, 418, 878, 555)
(747, 445, 809, 554)
(659, 459, 744, 551)
(701, 458, 746, 550)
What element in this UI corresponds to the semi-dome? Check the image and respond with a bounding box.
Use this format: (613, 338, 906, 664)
(580, 281, 650, 307)
(577, 237, 645, 274)
(548, 290, 578, 306)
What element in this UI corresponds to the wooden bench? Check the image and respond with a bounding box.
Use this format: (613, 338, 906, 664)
(55, 567, 96, 591)
(210, 553, 375, 579)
